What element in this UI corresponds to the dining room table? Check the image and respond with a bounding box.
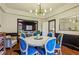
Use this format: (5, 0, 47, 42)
(25, 36, 56, 46)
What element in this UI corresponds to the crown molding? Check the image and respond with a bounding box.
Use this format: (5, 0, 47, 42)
(45, 4, 79, 19)
(0, 4, 46, 19)
(0, 4, 79, 20)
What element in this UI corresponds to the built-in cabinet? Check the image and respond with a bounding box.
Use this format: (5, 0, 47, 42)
(17, 19, 38, 37)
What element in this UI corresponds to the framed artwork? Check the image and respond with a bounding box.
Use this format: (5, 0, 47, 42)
(59, 16, 79, 31)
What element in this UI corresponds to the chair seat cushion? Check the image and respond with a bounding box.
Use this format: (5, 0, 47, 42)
(55, 44, 60, 48)
(28, 46, 37, 55)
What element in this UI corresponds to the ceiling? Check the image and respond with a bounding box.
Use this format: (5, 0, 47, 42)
(1, 3, 78, 18)
(5, 3, 66, 12)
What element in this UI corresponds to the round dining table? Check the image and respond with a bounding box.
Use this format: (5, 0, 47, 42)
(25, 36, 56, 46)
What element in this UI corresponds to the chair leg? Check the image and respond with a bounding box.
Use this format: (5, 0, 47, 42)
(54, 50, 58, 55)
(58, 49, 62, 55)
(60, 49, 62, 55)
(57, 50, 60, 55)
(55, 49, 62, 55)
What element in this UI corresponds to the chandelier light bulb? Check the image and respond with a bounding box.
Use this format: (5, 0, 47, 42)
(50, 8, 52, 11)
(35, 9, 38, 12)
(44, 9, 47, 13)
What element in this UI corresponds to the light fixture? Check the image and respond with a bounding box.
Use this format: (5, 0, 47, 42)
(44, 9, 47, 13)
(29, 3, 53, 16)
(50, 8, 52, 11)
(35, 9, 38, 12)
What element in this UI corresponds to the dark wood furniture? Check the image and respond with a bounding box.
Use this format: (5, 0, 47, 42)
(55, 33, 79, 50)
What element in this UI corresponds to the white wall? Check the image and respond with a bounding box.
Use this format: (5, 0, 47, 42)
(47, 5, 79, 35)
(2, 13, 43, 33)
(1, 4, 79, 35)
(42, 22, 48, 35)
(0, 4, 43, 33)
(2, 13, 17, 33)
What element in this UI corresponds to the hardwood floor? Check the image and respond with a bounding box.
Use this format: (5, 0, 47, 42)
(5, 43, 79, 55)
(62, 46, 79, 55)
(5, 44, 19, 55)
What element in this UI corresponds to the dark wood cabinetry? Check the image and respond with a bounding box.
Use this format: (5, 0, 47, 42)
(17, 19, 38, 37)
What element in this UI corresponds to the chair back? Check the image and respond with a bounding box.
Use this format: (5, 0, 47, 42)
(34, 32, 38, 36)
(45, 37, 56, 55)
(57, 33, 64, 48)
(20, 37, 28, 55)
(48, 32, 53, 37)
(20, 32, 26, 38)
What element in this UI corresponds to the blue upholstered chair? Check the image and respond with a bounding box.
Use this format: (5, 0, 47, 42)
(20, 32, 26, 38)
(55, 33, 63, 55)
(34, 32, 38, 36)
(45, 37, 56, 55)
(48, 32, 53, 37)
(37, 37, 56, 55)
(20, 37, 39, 55)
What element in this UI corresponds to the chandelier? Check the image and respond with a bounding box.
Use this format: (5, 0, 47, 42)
(29, 3, 53, 16)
